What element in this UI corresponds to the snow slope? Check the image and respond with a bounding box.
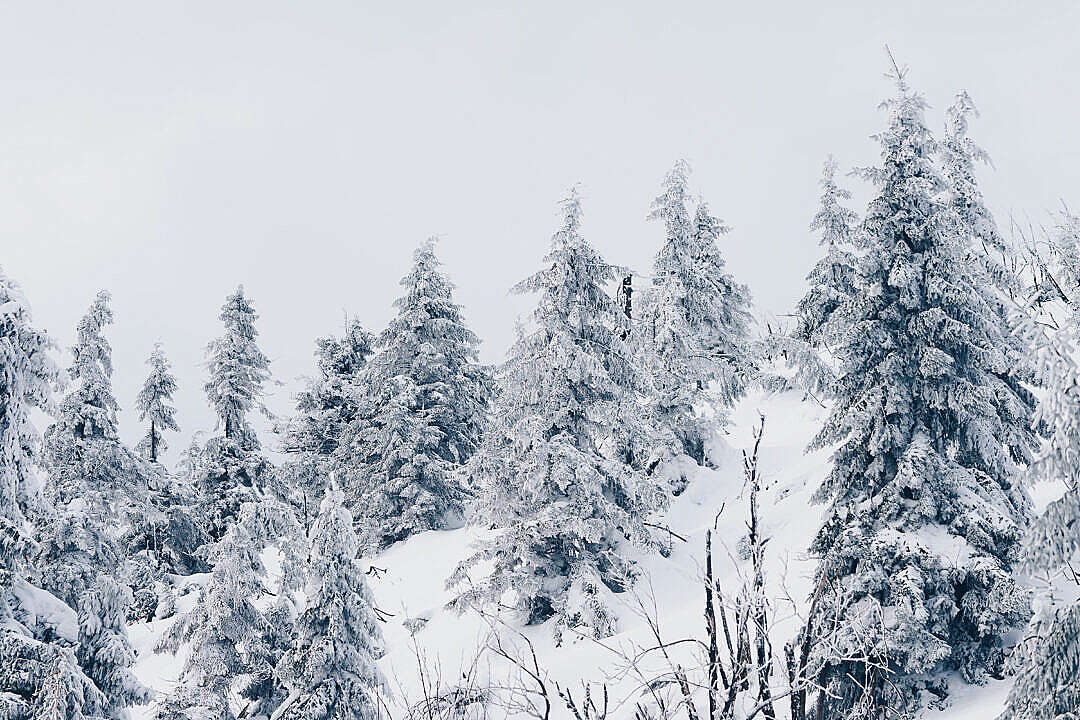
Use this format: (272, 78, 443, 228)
(128, 387, 1017, 719)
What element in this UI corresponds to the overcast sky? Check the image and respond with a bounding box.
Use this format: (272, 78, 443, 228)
(4, 1, 1078, 461)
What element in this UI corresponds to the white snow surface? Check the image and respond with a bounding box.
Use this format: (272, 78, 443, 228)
(128, 388, 1018, 719)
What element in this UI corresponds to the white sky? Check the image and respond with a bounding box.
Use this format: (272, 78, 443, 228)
(4, 1, 1078, 461)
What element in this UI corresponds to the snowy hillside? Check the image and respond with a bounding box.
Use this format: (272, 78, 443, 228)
(127, 388, 1016, 720)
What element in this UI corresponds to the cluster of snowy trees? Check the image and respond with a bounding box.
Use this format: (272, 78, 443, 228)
(0, 57, 1077, 720)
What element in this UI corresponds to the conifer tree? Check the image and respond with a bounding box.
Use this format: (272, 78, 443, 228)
(156, 500, 301, 720)
(205, 286, 270, 449)
(0, 267, 108, 720)
(451, 189, 666, 641)
(274, 486, 386, 720)
(135, 343, 179, 464)
(795, 155, 858, 347)
(199, 286, 277, 541)
(806, 64, 1037, 717)
(637, 160, 753, 463)
(283, 319, 374, 531)
(999, 316, 1080, 719)
(41, 291, 152, 718)
(777, 156, 859, 400)
(941, 90, 1017, 295)
(337, 239, 489, 549)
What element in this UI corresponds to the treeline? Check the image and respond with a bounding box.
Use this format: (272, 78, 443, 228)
(0, 58, 1077, 720)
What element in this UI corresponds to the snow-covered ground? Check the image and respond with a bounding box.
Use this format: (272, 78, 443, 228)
(128, 387, 1017, 719)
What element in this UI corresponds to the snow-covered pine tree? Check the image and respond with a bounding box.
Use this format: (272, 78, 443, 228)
(156, 499, 302, 720)
(274, 485, 386, 720)
(795, 155, 858, 347)
(283, 319, 374, 532)
(287, 319, 373, 460)
(135, 343, 178, 464)
(0, 268, 55, 586)
(205, 286, 270, 450)
(127, 342, 186, 620)
(336, 239, 489, 549)
(940, 90, 1021, 300)
(200, 286, 277, 541)
(637, 160, 753, 464)
(805, 64, 1037, 717)
(451, 188, 666, 641)
(0, 266, 109, 720)
(124, 346, 203, 620)
(155, 504, 269, 720)
(774, 156, 859, 400)
(998, 315, 1080, 719)
(40, 290, 152, 718)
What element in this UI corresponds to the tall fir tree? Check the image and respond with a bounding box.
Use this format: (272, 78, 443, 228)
(637, 160, 753, 464)
(805, 65, 1037, 717)
(0, 267, 108, 720)
(205, 286, 270, 450)
(336, 239, 489, 549)
(451, 189, 666, 641)
(999, 315, 1080, 719)
(199, 286, 277, 541)
(940, 89, 1019, 299)
(156, 500, 302, 720)
(777, 156, 859, 400)
(283, 318, 374, 532)
(795, 155, 859, 347)
(274, 486, 386, 720)
(135, 343, 179, 464)
(41, 291, 152, 718)
(124, 346, 202, 622)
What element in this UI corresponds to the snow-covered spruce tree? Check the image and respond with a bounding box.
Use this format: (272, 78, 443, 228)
(637, 160, 753, 464)
(450, 188, 667, 641)
(124, 346, 204, 620)
(795, 155, 858, 347)
(135, 343, 178, 464)
(998, 316, 1080, 719)
(274, 486, 386, 720)
(283, 319, 374, 532)
(0, 267, 109, 720)
(125, 342, 190, 620)
(200, 286, 278, 541)
(336, 239, 489, 549)
(940, 90, 1022, 302)
(776, 156, 858, 400)
(40, 291, 152, 718)
(805, 66, 1037, 717)
(156, 499, 302, 720)
(205, 286, 271, 450)
(287, 318, 374, 460)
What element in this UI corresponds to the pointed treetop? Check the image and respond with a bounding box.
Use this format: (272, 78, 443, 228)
(205, 285, 271, 447)
(649, 159, 693, 240)
(557, 184, 585, 238)
(945, 89, 992, 167)
(71, 290, 114, 383)
(883, 43, 909, 93)
(810, 155, 857, 248)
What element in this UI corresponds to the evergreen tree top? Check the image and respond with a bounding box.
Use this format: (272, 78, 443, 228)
(810, 156, 858, 249)
(379, 237, 480, 360)
(136, 343, 179, 427)
(315, 318, 373, 381)
(648, 159, 693, 243)
(205, 285, 271, 448)
(513, 187, 624, 328)
(63, 290, 119, 440)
